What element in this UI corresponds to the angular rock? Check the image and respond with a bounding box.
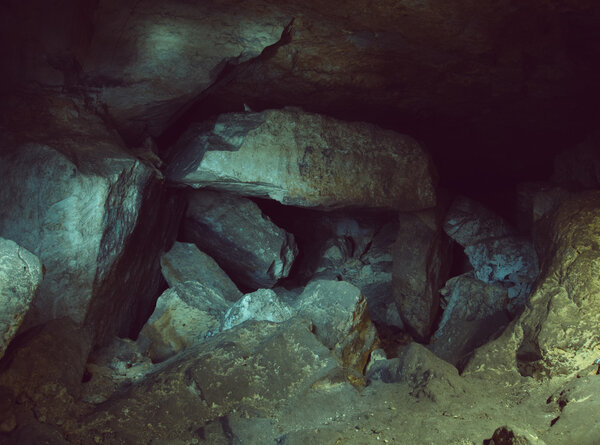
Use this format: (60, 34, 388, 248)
(160, 241, 242, 302)
(0, 238, 43, 359)
(167, 108, 437, 210)
(182, 190, 297, 290)
(72, 319, 340, 444)
(220, 289, 294, 331)
(0, 94, 182, 345)
(393, 208, 452, 340)
(430, 272, 510, 367)
(81, 0, 289, 144)
(139, 281, 231, 362)
(295, 280, 378, 372)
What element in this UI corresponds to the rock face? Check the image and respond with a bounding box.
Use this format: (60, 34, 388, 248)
(393, 208, 451, 340)
(0, 238, 43, 359)
(160, 241, 242, 302)
(295, 280, 378, 372)
(80, 0, 289, 144)
(221, 289, 294, 331)
(73, 319, 340, 444)
(139, 281, 231, 362)
(167, 108, 437, 210)
(0, 94, 180, 345)
(431, 272, 510, 367)
(182, 190, 297, 290)
(466, 191, 600, 379)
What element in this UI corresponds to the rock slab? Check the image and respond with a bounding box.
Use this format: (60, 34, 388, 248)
(221, 288, 295, 331)
(182, 190, 297, 290)
(0, 238, 43, 359)
(168, 108, 437, 210)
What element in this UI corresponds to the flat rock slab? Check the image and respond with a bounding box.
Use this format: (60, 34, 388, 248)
(221, 288, 295, 331)
(295, 280, 378, 372)
(140, 281, 231, 362)
(182, 190, 297, 290)
(167, 108, 437, 210)
(160, 241, 242, 302)
(0, 238, 43, 359)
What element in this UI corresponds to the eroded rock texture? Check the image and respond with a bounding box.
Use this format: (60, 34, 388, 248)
(168, 108, 437, 210)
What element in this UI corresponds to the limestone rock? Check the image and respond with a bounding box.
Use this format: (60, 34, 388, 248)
(0, 94, 181, 345)
(295, 280, 378, 372)
(182, 190, 298, 290)
(80, 0, 289, 144)
(0, 238, 43, 359)
(220, 289, 295, 331)
(431, 272, 510, 367)
(160, 241, 242, 302)
(393, 208, 451, 340)
(167, 108, 437, 211)
(72, 319, 340, 444)
(139, 281, 231, 362)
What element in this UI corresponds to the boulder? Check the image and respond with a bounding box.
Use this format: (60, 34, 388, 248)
(182, 190, 297, 290)
(167, 108, 437, 211)
(71, 319, 340, 444)
(160, 241, 242, 302)
(430, 272, 510, 367)
(220, 289, 295, 331)
(80, 0, 289, 144)
(0, 238, 43, 359)
(393, 208, 452, 340)
(295, 280, 378, 372)
(465, 192, 600, 379)
(139, 281, 231, 362)
(0, 94, 181, 345)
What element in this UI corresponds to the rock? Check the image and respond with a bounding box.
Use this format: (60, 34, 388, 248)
(167, 108, 437, 211)
(0, 238, 43, 359)
(443, 196, 514, 247)
(220, 289, 295, 331)
(72, 319, 340, 444)
(430, 272, 510, 367)
(484, 426, 547, 445)
(182, 190, 298, 290)
(393, 208, 452, 340)
(80, 0, 289, 144)
(0, 318, 92, 427)
(552, 132, 600, 190)
(0, 93, 182, 345)
(466, 191, 600, 379)
(160, 241, 242, 302)
(516, 182, 570, 232)
(295, 280, 378, 372)
(139, 281, 231, 362)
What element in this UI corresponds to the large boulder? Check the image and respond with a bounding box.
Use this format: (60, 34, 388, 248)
(160, 241, 242, 302)
(167, 108, 437, 211)
(220, 289, 295, 331)
(295, 280, 378, 372)
(393, 208, 452, 340)
(0, 238, 43, 359)
(139, 281, 231, 362)
(182, 190, 298, 290)
(465, 191, 600, 379)
(0, 93, 181, 345)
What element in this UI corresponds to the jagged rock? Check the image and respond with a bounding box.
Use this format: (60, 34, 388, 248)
(444, 196, 514, 246)
(466, 191, 600, 379)
(139, 281, 231, 363)
(80, 0, 288, 144)
(516, 182, 570, 232)
(0, 94, 182, 345)
(430, 272, 510, 366)
(0, 238, 43, 359)
(167, 108, 437, 211)
(295, 280, 378, 372)
(393, 208, 452, 340)
(0, 318, 92, 428)
(71, 319, 340, 444)
(552, 132, 600, 190)
(160, 241, 242, 302)
(182, 190, 297, 290)
(220, 289, 295, 331)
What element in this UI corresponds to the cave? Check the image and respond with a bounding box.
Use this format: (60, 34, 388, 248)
(1, 1, 600, 443)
